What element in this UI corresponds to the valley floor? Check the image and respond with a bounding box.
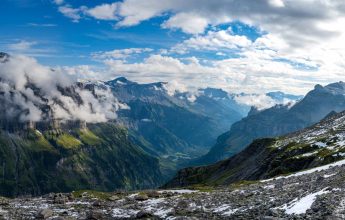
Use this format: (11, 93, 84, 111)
(2, 160, 345, 219)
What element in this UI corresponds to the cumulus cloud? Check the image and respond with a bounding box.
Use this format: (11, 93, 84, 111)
(162, 12, 209, 34)
(0, 54, 124, 123)
(87, 3, 118, 20)
(51, 0, 345, 98)
(58, 5, 86, 22)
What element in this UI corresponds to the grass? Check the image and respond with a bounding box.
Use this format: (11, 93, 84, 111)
(77, 129, 101, 146)
(56, 134, 82, 149)
(229, 180, 258, 189)
(72, 190, 112, 200)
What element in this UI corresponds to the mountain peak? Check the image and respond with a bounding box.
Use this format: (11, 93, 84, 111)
(314, 82, 345, 95)
(0, 52, 10, 63)
(107, 77, 136, 86)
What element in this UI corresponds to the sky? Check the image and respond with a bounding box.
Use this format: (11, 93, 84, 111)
(1, 0, 345, 95)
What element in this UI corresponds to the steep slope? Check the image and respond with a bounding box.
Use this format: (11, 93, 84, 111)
(0, 123, 162, 197)
(106, 77, 248, 176)
(165, 109, 345, 188)
(195, 82, 345, 165)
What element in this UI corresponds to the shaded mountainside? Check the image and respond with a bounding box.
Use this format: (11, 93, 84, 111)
(106, 77, 249, 177)
(0, 123, 162, 197)
(165, 110, 345, 188)
(194, 82, 345, 166)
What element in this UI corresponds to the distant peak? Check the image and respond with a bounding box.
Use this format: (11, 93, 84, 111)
(313, 81, 345, 95)
(0, 52, 10, 63)
(107, 77, 136, 86)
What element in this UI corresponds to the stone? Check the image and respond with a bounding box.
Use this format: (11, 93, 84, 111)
(135, 194, 149, 201)
(36, 209, 53, 219)
(136, 210, 153, 218)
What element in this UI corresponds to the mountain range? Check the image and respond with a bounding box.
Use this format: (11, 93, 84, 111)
(166, 106, 345, 188)
(192, 82, 345, 166)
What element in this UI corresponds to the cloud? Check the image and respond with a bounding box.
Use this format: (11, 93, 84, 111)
(50, 0, 345, 99)
(0, 54, 124, 123)
(87, 3, 118, 20)
(58, 5, 86, 22)
(53, 0, 64, 5)
(92, 48, 153, 60)
(27, 23, 57, 27)
(8, 40, 37, 51)
(162, 12, 209, 34)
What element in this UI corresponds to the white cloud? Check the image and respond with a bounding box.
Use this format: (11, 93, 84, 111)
(58, 5, 86, 22)
(162, 12, 209, 34)
(92, 48, 153, 60)
(170, 28, 252, 54)
(87, 3, 118, 20)
(8, 40, 37, 51)
(234, 94, 277, 110)
(50, 0, 345, 99)
(53, 0, 64, 5)
(0, 55, 123, 123)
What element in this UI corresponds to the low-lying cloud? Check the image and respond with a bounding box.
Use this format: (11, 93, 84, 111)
(0, 54, 123, 123)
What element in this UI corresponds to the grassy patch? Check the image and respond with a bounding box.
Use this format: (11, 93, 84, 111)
(72, 190, 112, 200)
(77, 129, 101, 146)
(229, 180, 258, 189)
(56, 134, 81, 149)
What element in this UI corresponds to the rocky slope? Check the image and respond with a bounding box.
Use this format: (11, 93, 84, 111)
(166, 109, 345, 188)
(2, 158, 345, 219)
(195, 82, 345, 166)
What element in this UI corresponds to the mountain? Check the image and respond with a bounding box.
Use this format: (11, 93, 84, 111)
(165, 109, 345, 188)
(266, 91, 303, 103)
(106, 77, 249, 177)
(0, 123, 163, 197)
(0, 53, 163, 196)
(193, 82, 345, 166)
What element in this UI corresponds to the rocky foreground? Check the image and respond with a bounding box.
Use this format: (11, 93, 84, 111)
(1, 159, 345, 219)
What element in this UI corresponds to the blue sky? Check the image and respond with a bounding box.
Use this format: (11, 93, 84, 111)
(1, 0, 345, 95)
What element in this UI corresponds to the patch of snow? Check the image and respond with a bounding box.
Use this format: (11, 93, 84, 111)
(112, 208, 139, 218)
(323, 173, 336, 178)
(155, 208, 173, 218)
(263, 184, 275, 189)
(128, 193, 139, 198)
(141, 118, 152, 122)
(314, 142, 327, 148)
(281, 188, 329, 215)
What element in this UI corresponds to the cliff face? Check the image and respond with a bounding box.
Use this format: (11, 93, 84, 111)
(165, 110, 345, 188)
(0, 122, 163, 197)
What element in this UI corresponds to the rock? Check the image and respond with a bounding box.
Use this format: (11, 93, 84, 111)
(53, 193, 68, 204)
(135, 194, 149, 201)
(0, 197, 9, 206)
(36, 209, 53, 219)
(146, 191, 160, 198)
(136, 210, 153, 218)
(175, 200, 188, 209)
(92, 200, 102, 207)
(86, 210, 104, 220)
(108, 195, 120, 201)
